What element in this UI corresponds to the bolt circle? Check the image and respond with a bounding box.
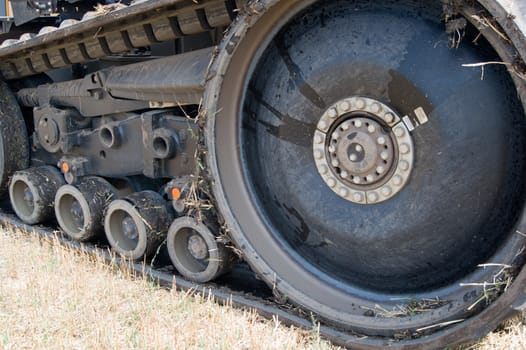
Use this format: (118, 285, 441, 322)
(313, 96, 414, 205)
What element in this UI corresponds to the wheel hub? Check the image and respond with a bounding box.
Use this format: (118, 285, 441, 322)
(187, 233, 208, 260)
(22, 186, 34, 209)
(121, 216, 138, 240)
(313, 97, 414, 204)
(69, 199, 84, 228)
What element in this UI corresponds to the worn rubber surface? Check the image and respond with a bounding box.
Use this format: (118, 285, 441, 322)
(204, 0, 526, 348)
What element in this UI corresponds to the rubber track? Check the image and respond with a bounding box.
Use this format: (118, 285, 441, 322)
(0, 210, 360, 348)
(0, 0, 243, 80)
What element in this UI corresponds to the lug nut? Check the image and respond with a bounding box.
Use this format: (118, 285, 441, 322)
(353, 176, 361, 184)
(340, 170, 349, 178)
(367, 192, 378, 203)
(353, 192, 364, 202)
(354, 120, 362, 128)
(332, 132, 340, 140)
(394, 127, 405, 137)
(355, 98, 366, 109)
(377, 136, 386, 145)
(368, 125, 376, 133)
(331, 159, 339, 167)
(376, 165, 385, 174)
(366, 174, 374, 182)
(341, 122, 350, 131)
(328, 145, 336, 153)
(380, 151, 389, 160)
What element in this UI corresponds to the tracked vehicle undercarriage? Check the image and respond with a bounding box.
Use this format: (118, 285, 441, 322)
(0, 0, 525, 348)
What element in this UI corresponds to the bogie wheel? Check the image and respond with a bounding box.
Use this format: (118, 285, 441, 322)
(9, 166, 65, 224)
(167, 217, 234, 283)
(55, 176, 117, 242)
(104, 191, 173, 260)
(0, 81, 29, 198)
(204, 0, 526, 347)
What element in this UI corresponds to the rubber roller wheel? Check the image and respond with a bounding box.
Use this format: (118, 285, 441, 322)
(0, 81, 29, 198)
(9, 166, 65, 224)
(104, 191, 173, 260)
(167, 217, 234, 283)
(55, 176, 117, 242)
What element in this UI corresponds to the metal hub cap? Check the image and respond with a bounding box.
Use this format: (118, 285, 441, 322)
(121, 216, 138, 240)
(69, 199, 84, 229)
(313, 96, 414, 204)
(187, 233, 209, 260)
(22, 186, 34, 209)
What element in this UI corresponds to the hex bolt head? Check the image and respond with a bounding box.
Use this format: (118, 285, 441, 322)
(371, 103, 381, 113)
(384, 112, 394, 123)
(367, 192, 379, 203)
(318, 120, 328, 130)
(314, 150, 323, 159)
(393, 175, 403, 186)
(353, 192, 364, 202)
(314, 134, 323, 144)
(399, 160, 410, 171)
(356, 98, 366, 109)
(327, 178, 336, 188)
(394, 127, 405, 137)
(400, 143, 410, 154)
(328, 108, 338, 118)
(320, 165, 328, 174)
(339, 188, 349, 197)
(340, 101, 350, 112)
(381, 186, 392, 196)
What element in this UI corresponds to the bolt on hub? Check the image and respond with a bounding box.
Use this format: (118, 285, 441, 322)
(313, 96, 414, 204)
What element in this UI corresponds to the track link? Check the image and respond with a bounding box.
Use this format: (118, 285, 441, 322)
(0, 0, 242, 80)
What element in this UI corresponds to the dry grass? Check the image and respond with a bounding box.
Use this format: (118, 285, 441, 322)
(0, 227, 336, 350)
(0, 226, 525, 350)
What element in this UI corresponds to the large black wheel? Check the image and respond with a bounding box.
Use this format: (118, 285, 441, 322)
(0, 81, 29, 198)
(205, 0, 526, 347)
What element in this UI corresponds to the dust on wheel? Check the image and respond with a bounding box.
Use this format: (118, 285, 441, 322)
(204, 0, 526, 347)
